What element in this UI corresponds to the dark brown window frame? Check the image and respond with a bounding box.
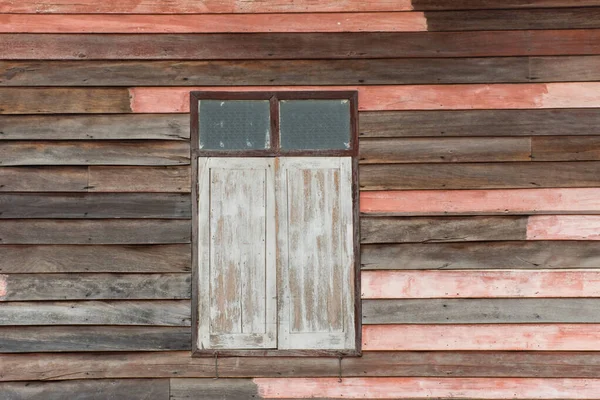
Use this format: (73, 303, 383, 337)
(190, 90, 361, 358)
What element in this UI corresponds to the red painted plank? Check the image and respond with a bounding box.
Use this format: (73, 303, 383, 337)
(254, 377, 600, 399)
(360, 188, 600, 215)
(363, 324, 600, 351)
(129, 83, 600, 113)
(361, 270, 600, 299)
(0, 0, 414, 13)
(528, 215, 600, 240)
(0, 13, 427, 33)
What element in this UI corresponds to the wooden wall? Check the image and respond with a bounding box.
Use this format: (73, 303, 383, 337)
(2, 0, 600, 398)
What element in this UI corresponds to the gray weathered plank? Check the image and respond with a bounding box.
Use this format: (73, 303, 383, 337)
(0, 220, 190, 244)
(88, 166, 191, 193)
(361, 241, 600, 270)
(363, 299, 600, 324)
(0, 274, 190, 301)
(360, 162, 600, 190)
(530, 56, 600, 83)
(0, 326, 191, 353)
(359, 137, 531, 163)
(0, 141, 190, 166)
(0, 300, 191, 326)
(0, 167, 88, 192)
(0, 379, 169, 400)
(0, 193, 190, 218)
(361, 216, 528, 244)
(359, 109, 600, 137)
(0, 244, 191, 273)
(0, 114, 189, 140)
(170, 379, 260, 400)
(532, 136, 600, 161)
(0, 88, 131, 114)
(412, 0, 600, 10)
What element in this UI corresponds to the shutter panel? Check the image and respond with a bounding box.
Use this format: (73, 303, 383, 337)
(276, 157, 356, 350)
(197, 157, 277, 350)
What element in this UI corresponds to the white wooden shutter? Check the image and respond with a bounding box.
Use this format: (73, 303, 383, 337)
(276, 157, 356, 350)
(197, 157, 277, 350)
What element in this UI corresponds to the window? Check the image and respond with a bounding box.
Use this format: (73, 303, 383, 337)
(191, 91, 360, 356)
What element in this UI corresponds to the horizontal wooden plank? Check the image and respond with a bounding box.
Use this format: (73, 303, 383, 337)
(88, 166, 191, 193)
(360, 162, 600, 190)
(426, 8, 600, 31)
(361, 241, 600, 270)
(4, 351, 600, 381)
(0, 114, 189, 140)
(0, 88, 131, 114)
(530, 56, 600, 82)
(0, 379, 169, 400)
(363, 324, 600, 351)
(0, 167, 88, 192)
(363, 299, 600, 324)
(3, 31, 600, 60)
(533, 136, 600, 161)
(0, 273, 190, 301)
(528, 215, 600, 240)
(0, 327, 190, 352)
(0, 244, 191, 273)
(360, 109, 600, 137)
(359, 138, 531, 164)
(129, 83, 600, 113)
(360, 188, 600, 215)
(0, 0, 413, 13)
(254, 377, 600, 399)
(0, 220, 190, 244)
(171, 379, 260, 400)
(362, 270, 600, 299)
(0, 141, 189, 166)
(0, 300, 190, 326)
(361, 216, 528, 244)
(412, 0, 600, 10)
(0, 193, 190, 219)
(0, 13, 427, 33)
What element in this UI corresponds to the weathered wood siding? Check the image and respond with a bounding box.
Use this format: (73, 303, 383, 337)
(1, 0, 600, 398)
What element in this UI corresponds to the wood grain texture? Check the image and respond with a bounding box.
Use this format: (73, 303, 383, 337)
(0, 193, 190, 219)
(0, 300, 190, 326)
(361, 216, 528, 243)
(362, 270, 600, 299)
(0, 167, 88, 192)
(4, 351, 600, 380)
(0, 114, 189, 140)
(0, 379, 169, 400)
(88, 166, 191, 192)
(359, 109, 600, 137)
(426, 8, 600, 31)
(360, 162, 600, 190)
(0, 220, 190, 244)
(254, 377, 600, 399)
(0, 326, 191, 352)
(4, 31, 600, 60)
(361, 241, 600, 270)
(533, 136, 600, 161)
(0, 13, 427, 33)
(528, 215, 600, 240)
(0, 244, 191, 273)
(0, 273, 190, 301)
(129, 83, 600, 113)
(360, 188, 600, 215)
(171, 379, 260, 400)
(0, 0, 413, 13)
(0, 58, 540, 86)
(412, 0, 600, 10)
(0, 88, 131, 114)
(0, 141, 189, 166)
(363, 324, 600, 351)
(363, 299, 600, 324)
(359, 137, 531, 163)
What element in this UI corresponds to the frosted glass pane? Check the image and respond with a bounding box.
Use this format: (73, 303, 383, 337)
(199, 100, 270, 150)
(280, 100, 351, 150)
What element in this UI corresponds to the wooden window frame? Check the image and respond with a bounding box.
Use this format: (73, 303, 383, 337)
(190, 90, 361, 357)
